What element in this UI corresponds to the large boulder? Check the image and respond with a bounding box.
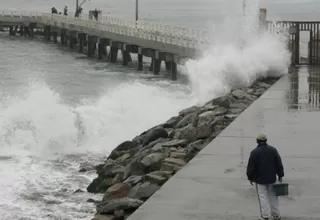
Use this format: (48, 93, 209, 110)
(178, 106, 200, 116)
(96, 198, 143, 214)
(231, 89, 248, 99)
(124, 175, 143, 186)
(127, 181, 161, 201)
(161, 139, 188, 148)
(87, 177, 114, 193)
(140, 152, 164, 171)
(163, 116, 182, 128)
(196, 115, 224, 139)
(185, 140, 204, 162)
(103, 182, 132, 201)
(143, 171, 170, 185)
(179, 124, 197, 142)
(97, 162, 126, 179)
(142, 127, 168, 145)
(175, 112, 197, 128)
(210, 93, 235, 108)
(108, 141, 139, 160)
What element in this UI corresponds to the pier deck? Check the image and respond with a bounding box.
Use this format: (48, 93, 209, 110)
(126, 67, 320, 220)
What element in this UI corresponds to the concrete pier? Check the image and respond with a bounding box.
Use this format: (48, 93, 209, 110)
(126, 67, 320, 220)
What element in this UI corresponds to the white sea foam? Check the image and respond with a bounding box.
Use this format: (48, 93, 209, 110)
(184, 0, 290, 104)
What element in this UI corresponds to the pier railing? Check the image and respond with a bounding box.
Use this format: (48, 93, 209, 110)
(0, 10, 210, 49)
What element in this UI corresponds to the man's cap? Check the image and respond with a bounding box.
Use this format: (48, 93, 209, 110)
(256, 133, 267, 141)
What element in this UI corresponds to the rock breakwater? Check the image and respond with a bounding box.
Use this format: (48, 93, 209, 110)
(84, 77, 279, 220)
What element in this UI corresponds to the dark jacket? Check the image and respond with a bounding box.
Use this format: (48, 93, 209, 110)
(246, 143, 284, 184)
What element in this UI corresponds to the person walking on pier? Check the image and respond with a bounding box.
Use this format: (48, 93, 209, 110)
(51, 7, 58, 14)
(246, 134, 284, 220)
(63, 6, 68, 16)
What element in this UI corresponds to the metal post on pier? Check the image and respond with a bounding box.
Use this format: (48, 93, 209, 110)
(76, 0, 79, 12)
(135, 0, 139, 21)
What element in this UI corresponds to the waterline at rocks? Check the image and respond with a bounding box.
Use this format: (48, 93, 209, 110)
(82, 77, 279, 220)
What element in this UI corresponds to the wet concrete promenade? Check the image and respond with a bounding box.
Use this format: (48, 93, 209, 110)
(127, 67, 320, 220)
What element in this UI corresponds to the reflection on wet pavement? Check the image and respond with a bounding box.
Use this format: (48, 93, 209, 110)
(287, 66, 320, 111)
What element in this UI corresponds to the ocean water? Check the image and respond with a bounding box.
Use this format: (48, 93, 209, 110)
(0, 0, 293, 219)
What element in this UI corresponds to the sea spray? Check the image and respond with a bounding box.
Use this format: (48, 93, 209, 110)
(184, 0, 290, 105)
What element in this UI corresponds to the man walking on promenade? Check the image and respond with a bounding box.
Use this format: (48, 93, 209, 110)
(246, 134, 284, 220)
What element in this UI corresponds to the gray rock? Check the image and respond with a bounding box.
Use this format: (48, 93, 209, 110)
(87, 177, 113, 193)
(163, 116, 181, 128)
(197, 111, 215, 125)
(151, 143, 164, 152)
(178, 105, 200, 116)
(228, 108, 243, 114)
(211, 94, 235, 108)
(145, 138, 170, 150)
(127, 182, 160, 200)
(140, 153, 164, 170)
(230, 102, 248, 109)
(170, 151, 187, 159)
(160, 162, 182, 172)
(96, 198, 143, 214)
(142, 127, 168, 145)
(175, 112, 197, 128)
(163, 158, 186, 167)
(108, 141, 138, 160)
(98, 163, 126, 179)
(123, 159, 145, 180)
(115, 153, 130, 164)
(257, 82, 271, 89)
(161, 139, 188, 148)
(124, 175, 143, 186)
(231, 89, 247, 99)
(102, 182, 132, 201)
(179, 124, 197, 142)
(211, 107, 229, 116)
(224, 114, 238, 119)
(196, 116, 224, 139)
(185, 140, 205, 162)
(144, 173, 167, 185)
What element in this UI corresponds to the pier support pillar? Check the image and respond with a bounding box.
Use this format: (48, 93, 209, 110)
(98, 43, 103, 60)
(122, 44, 130, 66)
(87, 36, 97, 57)
(19, 26, 24, 36)
(137, 47, 143, 71)
(149, 59, 154, 71)
(78, 33, 85, 53)
(14, 26, 18, 36)
(60, 29, 67, 45)
(69, 36, 75, 49)
(28, 23, 36, 38)
(109, 41, 118, 63)
(153, 51, 161, 75)
(165, 61, 172, 70)
(23, 26, 29, 36)
(44, 26, 51, 41)
(52, 32, 58, 43)
(171, 61, 177, 81)
(110, 47, 118, 63)
(9, 26, 14, 36)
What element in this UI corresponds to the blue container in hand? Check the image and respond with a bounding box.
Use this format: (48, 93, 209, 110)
(273, 183, 289, 196)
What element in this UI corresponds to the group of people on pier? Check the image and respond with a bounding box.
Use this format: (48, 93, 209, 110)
(51, 6, 99, 20)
